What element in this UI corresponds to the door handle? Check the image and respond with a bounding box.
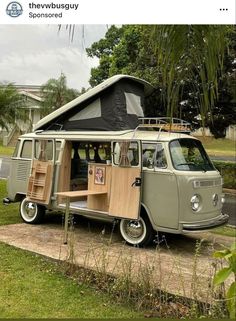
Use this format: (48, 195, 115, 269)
(131, 177, 141, 187)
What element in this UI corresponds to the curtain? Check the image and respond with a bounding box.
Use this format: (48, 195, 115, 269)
(119, 141, 130, 166)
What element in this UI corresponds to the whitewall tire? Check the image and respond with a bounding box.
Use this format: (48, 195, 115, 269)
(119, 215, 154, 246)
(20, 198, 45, 224)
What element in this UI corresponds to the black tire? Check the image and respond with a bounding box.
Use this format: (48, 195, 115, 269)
(19, 198, 45, 224)
(119, 214, 154, 247)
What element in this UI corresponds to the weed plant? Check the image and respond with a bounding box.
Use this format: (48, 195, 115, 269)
(60, 219, 232, 318)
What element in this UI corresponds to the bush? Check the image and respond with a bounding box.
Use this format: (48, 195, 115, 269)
(213, 242, 236, 319)
(213, 161, 236, 189)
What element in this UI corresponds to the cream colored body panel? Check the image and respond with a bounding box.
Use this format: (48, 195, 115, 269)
(6, 130, 228, 234)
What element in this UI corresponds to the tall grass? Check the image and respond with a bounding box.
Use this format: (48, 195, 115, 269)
(61, 223, 231, 318)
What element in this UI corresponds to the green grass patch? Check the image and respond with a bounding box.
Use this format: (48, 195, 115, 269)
(211, 226, 236, 237)
(0, 180, 140, 318)
(197, 137, 235, 157)
(213, 161, 236, 189)
(0, 242, 140, 318)
(0, 179, 21, 225)
(0, 143, 14, 156)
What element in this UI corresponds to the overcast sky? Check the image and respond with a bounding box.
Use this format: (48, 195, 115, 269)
(0, 25, 108, 90)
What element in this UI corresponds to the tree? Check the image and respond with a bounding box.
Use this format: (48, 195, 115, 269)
(0, 83, 24, 131)
(86, 25, 235, 135)
(86, 25, 125, 87)
(145, 25, 233, 128)
(40, 73, 79, 116)
(206, 29, 236, 138)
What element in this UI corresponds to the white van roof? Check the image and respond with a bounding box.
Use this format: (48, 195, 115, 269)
(21, 129, 194, 142)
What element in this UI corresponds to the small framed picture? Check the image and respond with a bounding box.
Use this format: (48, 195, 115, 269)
(94, 166, 105, 185)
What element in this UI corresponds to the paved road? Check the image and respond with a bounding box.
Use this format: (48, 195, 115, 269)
(0, 156, 235, 226)
(210, 155, 235, 162)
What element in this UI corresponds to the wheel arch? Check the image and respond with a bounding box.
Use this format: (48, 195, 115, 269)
(140, 202, 156, 231)
(14, 193, 26, 203)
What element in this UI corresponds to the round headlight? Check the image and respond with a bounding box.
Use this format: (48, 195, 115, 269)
(190, 194, 201, 211)
(212, 193, 219, 206)
(221, 195, 225, 204)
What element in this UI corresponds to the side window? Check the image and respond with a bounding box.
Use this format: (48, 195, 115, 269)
(142, 143, 156, 168)
(35, 140, 53, 161)
(78, 142, 111, 163)
(55, 141, 62, 161)
(113, 141, 139, 167)
(154, 143, 167, 168)
(20, 140, 32, 159)
(12, 140, 20, 157)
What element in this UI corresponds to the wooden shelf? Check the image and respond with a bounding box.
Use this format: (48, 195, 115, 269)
(27, 160, 53, 204)
(56, 190, 107, 198)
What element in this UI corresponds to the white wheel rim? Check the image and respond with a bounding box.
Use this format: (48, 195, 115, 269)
(120, 218, 147, 245)
(21, 199, 38, 222)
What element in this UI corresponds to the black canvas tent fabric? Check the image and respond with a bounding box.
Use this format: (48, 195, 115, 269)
(64, 79, 144, 131)
(35, 75, 153, 132)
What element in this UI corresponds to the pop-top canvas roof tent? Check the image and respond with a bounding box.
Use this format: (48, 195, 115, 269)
(34, 75, 153, 132)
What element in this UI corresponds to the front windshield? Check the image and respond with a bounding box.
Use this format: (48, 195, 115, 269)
(169, 138, 215, 171)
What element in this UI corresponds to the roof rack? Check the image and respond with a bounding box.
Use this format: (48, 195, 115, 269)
(138, 117, 191, 133)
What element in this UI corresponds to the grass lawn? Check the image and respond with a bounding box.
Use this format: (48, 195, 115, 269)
(211, 226, 236, 237)
(0, 143, 14, 156)
(0, 243, 140, 318)
(197, 137, 236, 157)
(0, 180, 21, 226)
(0, 179, 140, 318)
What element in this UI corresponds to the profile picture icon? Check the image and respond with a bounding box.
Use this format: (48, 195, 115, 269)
(6, 2, 23, 17)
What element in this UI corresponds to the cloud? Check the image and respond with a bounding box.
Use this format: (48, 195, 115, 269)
(0, 25, 107, 89)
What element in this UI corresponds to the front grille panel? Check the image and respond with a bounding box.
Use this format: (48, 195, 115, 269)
(193, 178, 222, 188)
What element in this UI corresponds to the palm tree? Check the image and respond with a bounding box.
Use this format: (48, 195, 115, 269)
(143, 25, 234, 127)
(0, 83, 24, 131)
(40, 73, 79, 116)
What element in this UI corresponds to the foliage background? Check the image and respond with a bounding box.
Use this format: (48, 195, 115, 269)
(87, 25, 236, 137)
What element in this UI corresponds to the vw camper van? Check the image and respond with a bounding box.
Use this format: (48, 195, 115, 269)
(4, 75, 228, 246)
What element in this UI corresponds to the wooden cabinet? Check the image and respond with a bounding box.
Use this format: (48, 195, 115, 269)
(27, 160, 53, 204)
(87, 163, 111, 211)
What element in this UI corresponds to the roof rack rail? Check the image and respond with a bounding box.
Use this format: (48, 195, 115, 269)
(138, 117, 191, 133)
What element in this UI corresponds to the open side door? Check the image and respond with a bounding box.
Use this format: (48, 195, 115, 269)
(109, 140, 142, 219)
(27, 139, 55, 205)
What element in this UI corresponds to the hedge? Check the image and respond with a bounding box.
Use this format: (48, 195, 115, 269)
(213, 161, 236, 189)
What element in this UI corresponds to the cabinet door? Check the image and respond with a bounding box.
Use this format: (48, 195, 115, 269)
(27, 139, 55, 205)
(109, 140, 142, 219)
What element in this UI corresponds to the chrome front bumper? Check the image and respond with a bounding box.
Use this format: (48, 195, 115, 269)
(182, 213, 229, 231)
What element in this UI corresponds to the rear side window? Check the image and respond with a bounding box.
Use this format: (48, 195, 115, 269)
(55, 141, 62, 160)
(20, 140, 32, 159)
(35, 140, 53, 161)
(113, 141, 139, 166)
(12, 140, 20, 157)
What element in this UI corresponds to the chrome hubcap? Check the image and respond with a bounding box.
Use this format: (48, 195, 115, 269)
(125, 221, 144, 239)
(25, 202, 36, 218)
